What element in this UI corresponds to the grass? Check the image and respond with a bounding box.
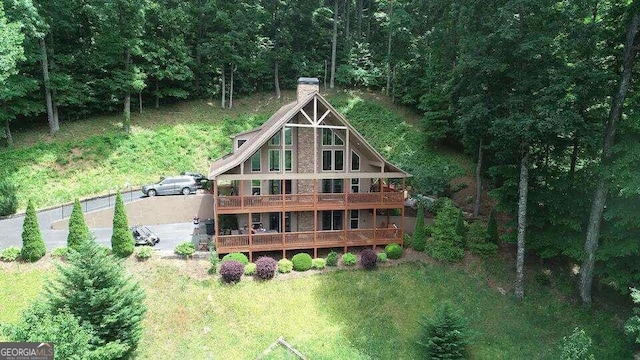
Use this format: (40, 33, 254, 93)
(1, 89, 465, 211)
(0, 259, 630, 358)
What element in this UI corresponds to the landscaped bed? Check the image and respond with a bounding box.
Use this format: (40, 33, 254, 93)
(0, 253, 630, 359)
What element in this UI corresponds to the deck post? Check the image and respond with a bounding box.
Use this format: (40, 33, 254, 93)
(344, 176, 348, 252)
(213, 179, 220, 251)
(248, 210, 253, 256)
(240, 180, 244, 209)
(373, 204, 377, 247)
(401, 178, 406, 246)
(313, 179, 318, 247)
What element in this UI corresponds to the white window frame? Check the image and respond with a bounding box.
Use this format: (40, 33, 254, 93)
(251, 179, 261, 195)
(322, 128, 344, 146)
(322, 149, 345, 172)
(285, 149, 292, 171)
(268, 149, 280, 172)
(251, 152, 261, 172)
(350, 210, 359, 229)
(351, 178, 360, 193)
(351, 151, 360, 171)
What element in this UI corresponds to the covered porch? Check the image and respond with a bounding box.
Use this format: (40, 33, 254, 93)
(216, 227, 403, 260)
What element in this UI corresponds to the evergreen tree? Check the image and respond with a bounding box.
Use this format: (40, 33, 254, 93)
(67, 198, 89, 250)
(21, 199, 46, 262)
(46, 239, 145, 358)
(412, 202, 426, 251)
(4, 302, 126, 359)
(418, 302, 470, 359)
(110, 191, 134, 257)
(487, 209, 498, 245)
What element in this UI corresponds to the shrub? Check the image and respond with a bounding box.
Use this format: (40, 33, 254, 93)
(21, 200, 46, 262)
(467, 242, 498, 257)
(428, 199, 465, 262)
(312, 258, 326, 269)
(377, 252, 388, 263)
(209, 251, 219, 274)
(418, 302, 469, 359)
(385, 243, 403, 259)
(0, 180, 18, 216)
(487, 209, 499, 244)
(244, 262, 257, 276)
(292, 253, 313, 271)
(51, 247, 69, 258)
(221, 252, 249, 265)
(135, 246, 153, 261)
(47, 240, 145, 358)
(427, 240, 465, 262)
(278, 258, 293, 273)
(219, 260, 244, 283)
(403, 233, 412, 249)
(413, 203, 426, 251)
(626, 288, 640, 344)
(455, 209, 467, 246)
(67, 198, 90, 250)
(360, 249, 377, 269)
(174, 242, 195, 258)
(466, 222, 497, 257)
(326, 251, 339, 266)
(4, 302, 125, 359)
(1, 246, 21, 262)
(255, 256, 278, 280)
(342, 253, 356, 266)
(110, 192, 134, 257)
(559, 327, 595, 360)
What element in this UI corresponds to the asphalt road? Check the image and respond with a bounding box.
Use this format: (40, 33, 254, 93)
(0, 189, 196, 252)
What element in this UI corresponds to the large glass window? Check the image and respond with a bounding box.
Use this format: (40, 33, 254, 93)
(350, 210, 359, 229)
(251, 152, 261, 172)
(285, 150, 292, 171)
(322, 128, 344, 146)
(251, 180, 261, 195)
(351, 178, 360, 193)
(335, 150, 344, 171)
(322, 150, 344, 171)
(269, 149, 280, 171)
(322, 179, 343, 193)
(284, 127, 292, 145)
(322, 150, 332, 171)
(351, 151, 360, 171)
(268, 132, 280, 146)
(322, 210, 343, 230)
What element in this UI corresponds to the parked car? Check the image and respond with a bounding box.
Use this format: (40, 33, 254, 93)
(180, 171, 207, 189)
(132, 225, 160, 246)
(141, 176, 197, 197)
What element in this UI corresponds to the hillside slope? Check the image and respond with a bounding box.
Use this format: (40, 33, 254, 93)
(1, 89, 465, 210)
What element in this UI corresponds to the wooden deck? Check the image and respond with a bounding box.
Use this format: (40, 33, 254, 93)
(216, 192, 404, 214)
(216, 228, 403, 256)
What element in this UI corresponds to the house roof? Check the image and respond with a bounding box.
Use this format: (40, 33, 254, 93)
(209, 92, 410, 179)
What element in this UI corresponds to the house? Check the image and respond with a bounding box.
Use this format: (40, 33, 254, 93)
(209, 78, 410, 260)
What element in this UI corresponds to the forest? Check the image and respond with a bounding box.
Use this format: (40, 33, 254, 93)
(1, 0, 639, 310)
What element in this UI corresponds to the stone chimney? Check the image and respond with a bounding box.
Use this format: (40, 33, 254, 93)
(297, 77, 319, 102)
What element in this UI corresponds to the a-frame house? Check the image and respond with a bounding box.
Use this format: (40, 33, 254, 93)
(209, 78, 410, 260)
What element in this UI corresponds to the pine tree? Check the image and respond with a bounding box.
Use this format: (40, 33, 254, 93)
(413, 202, 426, 251)
(67, 198, 90, 250)
(111, 191, 134, 257)
(46, 239, 145, 358)
(487, 209, 498, 245)
(21, 199, 46, 262)
(418, 302, 470, 359)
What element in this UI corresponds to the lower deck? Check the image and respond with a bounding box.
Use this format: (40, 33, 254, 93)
(216, 227, 403, 260)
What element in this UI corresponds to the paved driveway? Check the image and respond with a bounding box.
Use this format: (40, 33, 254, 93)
(0, 189, 196, 252)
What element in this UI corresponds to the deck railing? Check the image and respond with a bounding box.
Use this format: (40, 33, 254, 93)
(217, 191, 403, 210)
(216, 227, 403, 253)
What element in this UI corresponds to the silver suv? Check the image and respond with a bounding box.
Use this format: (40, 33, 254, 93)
(142, 176, 197, 197)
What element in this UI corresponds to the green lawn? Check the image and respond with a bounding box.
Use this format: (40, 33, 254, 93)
(1, 260, 629, 359)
